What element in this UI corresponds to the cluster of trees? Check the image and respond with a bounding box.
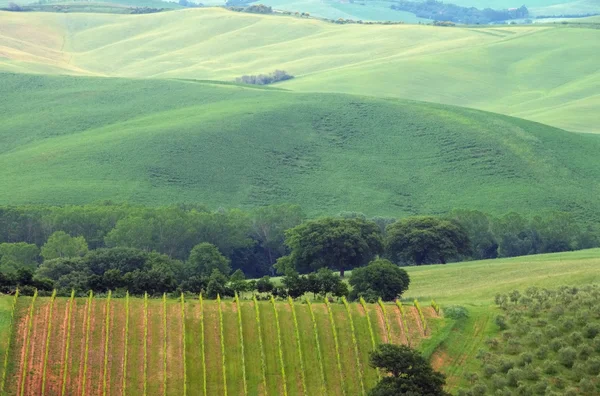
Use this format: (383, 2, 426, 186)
(460, 285, 600, 395)
(235, 70, 293, 85)
(227, 3, 272, 14)
(391, 0, 529, 24)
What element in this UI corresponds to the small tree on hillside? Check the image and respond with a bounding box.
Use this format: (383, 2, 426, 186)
(187, 242, 231, 277)
(369, 344, 449, 396)
(349, 258, 410, 302)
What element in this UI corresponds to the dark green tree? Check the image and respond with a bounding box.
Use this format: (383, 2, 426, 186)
(369, 344, 449, 396)
(385, 216, 470, 265)
(206, 269, 228, 299)
(255, 275, 274, 293)
(280, 217, 383, 277)
(349, 258, 410, 301)
(187, 242, 231, 277)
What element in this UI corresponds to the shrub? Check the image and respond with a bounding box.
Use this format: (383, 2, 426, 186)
(558, 346, 577, 368)
(543, 360, 559, 374)
(444, 305, 469, 319)
(495, 315, 508, 330)
(584, 323, 600, 339)
(586, 356, 600, 375)
(506, 367, 523, 387)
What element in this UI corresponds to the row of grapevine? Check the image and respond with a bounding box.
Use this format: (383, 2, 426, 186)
(325, 298, 346, 396)
(143, 292, 148, 396)
(306, 299, 327, 396)
(162, 293, 168, 396)
(235, 293, 248, 395)
(342, 297, 365, 395)
(270, 295, 288, 396)
(395, 300, 411, 346)
(81, 290, 94, 396)
(377, 298, 392, 342)
(122, 292, 129, 395)
(359, 296, 381, 380)
(0, 289, 19, 394)
(414, 300, 427, 334)
(199, 294, 207, 396)
(181, 293, 187, 396)
(252, 295, 268, 395)
(288, 297, 308, 395)
(19, 289, 37, 396)
(41, 289, 57, 394)
(102, 291, 112, 396)
(431, 299, 440, 314)
(61, 290, 75, 396)
(217, 294, 228, 396)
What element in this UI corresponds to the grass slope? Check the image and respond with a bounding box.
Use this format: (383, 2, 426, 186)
(2, 73, 600, 219)
(0, 8, 598, 132)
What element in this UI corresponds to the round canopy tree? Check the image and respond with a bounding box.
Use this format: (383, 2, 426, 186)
(187, 242, 231, 277)
(385, 216, 470, 265)
(349, 258, 410, 301)
(281, 217, 383, 277)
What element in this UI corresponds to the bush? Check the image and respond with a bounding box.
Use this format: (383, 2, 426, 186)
(444, 305, 469, 319)
(558, 346, 577, 368)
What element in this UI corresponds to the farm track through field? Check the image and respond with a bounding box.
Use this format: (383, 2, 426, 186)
(4, 297, 437, 396)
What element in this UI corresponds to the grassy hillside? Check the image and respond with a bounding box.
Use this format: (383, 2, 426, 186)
(2, 73, 600, 218)
(0, 8, 598, 132)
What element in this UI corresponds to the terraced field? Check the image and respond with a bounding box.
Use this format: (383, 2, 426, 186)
(1, 8, 599, 132)
(0, 294, 438, 396)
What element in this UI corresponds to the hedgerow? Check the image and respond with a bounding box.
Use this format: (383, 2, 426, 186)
(288, 296, 307, 395)
(253, 294, 268, 395)
(235, 293, 248, 395)
(102, 290, 111, 396)
(41, 289, 56, 394)
(19, 289, 37, 396)
(0, 288, 19, 394)
(81, 290, 94, 396)
(377, 298, 392, 342)
(271, 295, 288, 396)
(217, 294, 228, 396)
(61, 290, 75, 396)
(306, 298, 327, 395)
(342, 296, 365, 395)
(325, 298, 346, 396)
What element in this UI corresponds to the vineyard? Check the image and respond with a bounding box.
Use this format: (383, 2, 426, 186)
(0, 294, 440, 396)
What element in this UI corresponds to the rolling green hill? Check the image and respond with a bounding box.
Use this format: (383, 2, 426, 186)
(0, 8, 598, 133)
(1, 72, 600, 219)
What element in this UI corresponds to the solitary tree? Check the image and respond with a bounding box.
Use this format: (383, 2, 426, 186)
(349, 258, 410, 301)
(280, 217, 383, 277)
(369, 344, 449, 396)
(187, 242, 231, 277)
(385, 216, 470, 265)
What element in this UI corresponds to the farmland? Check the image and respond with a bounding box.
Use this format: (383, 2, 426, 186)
(0, 8, 599, 133)
(0, 294, 439, 395)
(2, 73, 600, 220)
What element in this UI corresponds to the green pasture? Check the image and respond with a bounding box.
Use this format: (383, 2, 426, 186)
(1, 73, 600, 219)
(0, 8, 598, 132)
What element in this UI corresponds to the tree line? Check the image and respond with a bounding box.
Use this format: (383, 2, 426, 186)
(0, 204, 597, 296)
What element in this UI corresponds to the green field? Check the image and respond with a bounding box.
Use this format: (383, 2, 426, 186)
(0, 8, 599, 132)
(1, 249, 600, 394)
(2, 73, 600, 218)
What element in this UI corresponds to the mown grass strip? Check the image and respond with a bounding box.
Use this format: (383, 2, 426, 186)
(102, 291, 111, 396)
(360, 297, 381, 380)
(342, 297, 365, 395)
(306, 299, 328, 396)
(143, 292, 148, 396)
(61, 290, 75, 396)
(41, 289, 57, 394)
(200, 294, 207, 396)
(414, 299, 427, 335)
(123, 292, 129, 395)
(395, 300, 411, 346)
(19, 289, 37, 396)
(181, 293, 187, 396)
(162, 293, 167, 396)
(81, 290, 94, 396)
(217, 294, 228, 396)
(378, 298, 392, 342)
(288, 297, 307, 395)
(270, 295, 288, 396)
(235, 293, 248, 395)
(0, 289, 19, 394)
(253, 295, 268, 395)
(325, 299, 346, 396)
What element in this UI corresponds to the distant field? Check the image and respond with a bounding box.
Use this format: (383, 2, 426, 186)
(0, 8, 598, 132)
(0, 296, 438, 395)
(2, 73, 600, 218)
